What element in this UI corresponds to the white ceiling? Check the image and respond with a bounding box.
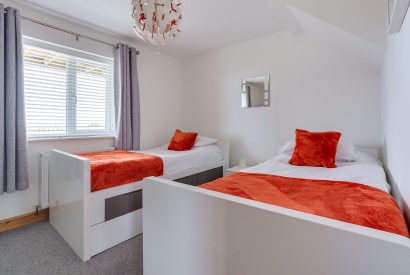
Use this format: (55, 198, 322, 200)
(16, 0, 387, 59)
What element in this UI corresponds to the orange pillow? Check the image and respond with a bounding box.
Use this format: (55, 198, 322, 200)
(168, 129, 198, 151)
(289, 129, 341, 168)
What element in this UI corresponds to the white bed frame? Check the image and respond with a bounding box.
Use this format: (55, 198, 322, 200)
(48, 141, 229, 261)
(142, 147, 410, 275)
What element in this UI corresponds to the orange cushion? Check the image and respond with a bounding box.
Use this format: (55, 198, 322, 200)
(289, 129, 341, 168)
(168, 129, 198, 151)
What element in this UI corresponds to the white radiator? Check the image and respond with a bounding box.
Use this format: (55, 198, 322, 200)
(39, 152, 50, 209)
(38, 147, 115, 210)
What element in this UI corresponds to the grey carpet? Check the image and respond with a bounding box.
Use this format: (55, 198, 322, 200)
(0, 221, 143, 275)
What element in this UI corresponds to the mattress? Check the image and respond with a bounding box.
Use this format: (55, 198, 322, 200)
(140, 144, 223, 175)
(241, 151, 391, 193)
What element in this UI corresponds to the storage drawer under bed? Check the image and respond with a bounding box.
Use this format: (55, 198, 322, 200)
(102, 166, 223, 221)
(174, 166, 223, 186)
(105, 190, 142, 221)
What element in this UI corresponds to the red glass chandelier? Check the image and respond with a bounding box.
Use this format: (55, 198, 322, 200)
(131, 0, 182, 45)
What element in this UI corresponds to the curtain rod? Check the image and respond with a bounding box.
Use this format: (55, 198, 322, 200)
(3, 10, 140, 55)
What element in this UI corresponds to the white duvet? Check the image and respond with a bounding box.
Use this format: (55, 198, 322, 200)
(140, 144, 223, 175)
(241, 151, 391, 193)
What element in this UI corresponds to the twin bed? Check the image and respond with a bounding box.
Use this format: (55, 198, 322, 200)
(48, 141, 229, 261)
(143, 147, 410, 275)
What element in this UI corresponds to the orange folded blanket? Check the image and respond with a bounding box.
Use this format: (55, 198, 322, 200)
(200, 172, 409, 238)
(78, 150, 163, 192)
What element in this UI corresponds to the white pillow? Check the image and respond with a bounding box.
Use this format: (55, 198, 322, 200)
(280, 140, 296, 156)
(280, 136, 357, 162)
(336, 137, 357, 161)
(195, 136, 218, 147)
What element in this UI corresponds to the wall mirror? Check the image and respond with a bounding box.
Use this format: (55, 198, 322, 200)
(241, 75, 270, 108)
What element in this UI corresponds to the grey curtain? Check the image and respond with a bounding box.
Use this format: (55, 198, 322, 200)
(114, 44, 140, 150)
(0, 4, 29, 193)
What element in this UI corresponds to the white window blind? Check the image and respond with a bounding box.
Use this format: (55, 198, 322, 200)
(23, 39, 114, 138)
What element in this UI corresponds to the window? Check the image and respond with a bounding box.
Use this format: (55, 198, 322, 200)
(23, 39, 114, 138)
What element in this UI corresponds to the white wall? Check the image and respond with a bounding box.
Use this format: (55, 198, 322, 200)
(0, 2, 385, 221)
(182, 30, 382, 166)
(382, 10, 410, 224)
(0, 1, 183, 220)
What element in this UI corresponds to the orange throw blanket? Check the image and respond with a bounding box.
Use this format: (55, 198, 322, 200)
(200, 172, 409, 238)
(78, 150, 163, 192)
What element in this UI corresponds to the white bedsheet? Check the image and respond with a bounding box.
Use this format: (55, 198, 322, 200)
(241, 151, 391, 193)
(139, 144, 223, 175)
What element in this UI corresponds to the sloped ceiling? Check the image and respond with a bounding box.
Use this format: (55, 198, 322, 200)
(283, 0, 387, 47)
(15, 0, 387, 59)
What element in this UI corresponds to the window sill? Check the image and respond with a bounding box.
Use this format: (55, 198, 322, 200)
(28, 135, 115, 142)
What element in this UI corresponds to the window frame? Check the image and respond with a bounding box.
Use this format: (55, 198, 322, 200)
(23, 37, 116, 140)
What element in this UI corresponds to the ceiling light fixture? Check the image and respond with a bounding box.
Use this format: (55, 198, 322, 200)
(131, 0, 182, 47)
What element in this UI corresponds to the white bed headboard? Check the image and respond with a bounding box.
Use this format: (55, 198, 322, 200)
(357, 148, 380, 160)
(216, 140, 229, 170)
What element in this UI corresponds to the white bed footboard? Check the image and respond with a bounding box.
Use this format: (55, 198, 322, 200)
(49, 150, 91, 261)
(143, 177, 410, 275)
